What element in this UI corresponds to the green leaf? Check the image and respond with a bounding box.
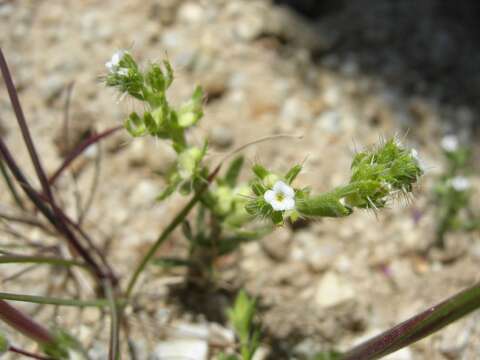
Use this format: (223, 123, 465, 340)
(250, 181, 266, 196)
(124, 112, 146, 137)
(163, 60, 174, 89)
(0, 331, 8, 354)
(252, 164, 269, 179)
(178, 86, 204, 128)
(228, 290, 256, 341)
(145, 63, 166, 93)
(157, 173, 181, 201)
(151, 257, 192, 268)
(271, 211, 284, 225)
(227, 290, 260, 360)
(285, 164, 302, 184)
(225, 156, 244, 187)
(181, 220, 194, 242)
(311, 351, 343, 360)
(217, 354, 239, 360)
(42, 329, 87, 359)
(143, 111, 158, 135)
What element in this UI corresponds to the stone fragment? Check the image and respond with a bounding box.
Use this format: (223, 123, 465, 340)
(315, 271, 355, 308)
(152, 339, 208, 360)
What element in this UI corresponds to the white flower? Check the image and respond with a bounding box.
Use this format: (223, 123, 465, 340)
(117, 67, 129, 77)
(441, 135, 459, 152)
(450, 176, 470, 192)
(105, 50, 126, 73)
(410, 148, 426, 172)
(411, 148, 419, 161)
(264, 180, 295, 211)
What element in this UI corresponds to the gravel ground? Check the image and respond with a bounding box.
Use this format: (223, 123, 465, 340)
(1, 1, 480, 359)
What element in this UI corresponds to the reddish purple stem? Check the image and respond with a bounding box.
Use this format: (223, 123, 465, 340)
(0, 300, 54, 345)
(341, 282, 480, 360)
(9, 346, 55, 360)
(48, 125, 122, 186)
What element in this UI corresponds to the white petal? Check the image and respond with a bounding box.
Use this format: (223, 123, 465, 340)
(106, 50, 126, 72)
(264, 190, 276, 204)
(410, 149, 418, 160)
(270, 199, 284, 211)
(451, 176, 470, 191)
(441, 135, 458, 152)
(117, 68, 129, 76)
(282, 197, 295, 210)
(111, 50, 125, 65)
(273, 180, 294, 198)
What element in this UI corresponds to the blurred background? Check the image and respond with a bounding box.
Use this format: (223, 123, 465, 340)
(1, 0, 480, 359)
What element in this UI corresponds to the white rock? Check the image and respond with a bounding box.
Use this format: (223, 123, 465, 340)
(234, 14, 264, 41)
(208, 323, 235, 345)
(261, 226, 292, 261)
(293, 230, 340, 272)
(281, 97, 311, 123)
(209, 126, 234, 149)
(315, 271, 355, 308)
(41, 74, 64, 103)
(169, 322, 209, 339)
(152, 339, 208, 360)
(83, 144, 99, 159)
(323, 86, 341, 107)
(178, 2, 205, 24)
(252, 345, 269, 360)
(130, 180, 159, 206)
(316, 110, 342, 134)
(383, 347, 413, 360)
(437, 321, 471, 358)
(88, 342, 108, 360)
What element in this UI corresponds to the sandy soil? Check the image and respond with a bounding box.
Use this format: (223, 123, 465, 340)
(1, 1, 480, 359)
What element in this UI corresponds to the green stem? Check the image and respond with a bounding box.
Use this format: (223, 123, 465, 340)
(125, 164, 221, 298)
(0, 255, 89, 269)
(104, 279, 120, 360)
(125, 189, 205, 297)
(0, 292, 121, 308)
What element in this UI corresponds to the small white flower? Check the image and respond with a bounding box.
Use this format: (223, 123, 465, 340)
(441, 135, 459, 152)
(411, 148, 419, 161)
(117, 67, 129, 77)
(450, 176, 470, 192)
(264, 180, 295, 211)
(410, 148, 426, 172)
(105, 50, 126, 73)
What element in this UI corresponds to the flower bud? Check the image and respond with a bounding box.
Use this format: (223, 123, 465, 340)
(178, 147, 204, 179)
